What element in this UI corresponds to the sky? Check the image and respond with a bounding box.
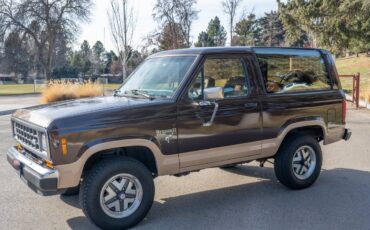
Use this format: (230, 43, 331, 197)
(77, 0, 279, 51)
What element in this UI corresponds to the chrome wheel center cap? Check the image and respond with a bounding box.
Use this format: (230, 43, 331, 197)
(119, 193, 126, 200)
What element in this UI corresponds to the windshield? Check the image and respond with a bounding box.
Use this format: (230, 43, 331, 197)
(117, 56, 196, 99)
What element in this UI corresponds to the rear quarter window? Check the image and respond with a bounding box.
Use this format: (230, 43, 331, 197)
(255, 48, 332, 94)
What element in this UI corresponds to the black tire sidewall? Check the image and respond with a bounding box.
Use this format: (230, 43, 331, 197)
(289, 137, 322, 187)
(275, 135, 322, 189)
(80, 158, 155, 230)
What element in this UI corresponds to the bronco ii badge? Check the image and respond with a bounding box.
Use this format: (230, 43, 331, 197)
(156, 128, 177, 143)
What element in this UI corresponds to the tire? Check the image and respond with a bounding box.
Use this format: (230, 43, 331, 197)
(80, 157, 155, 230)
(61, 185, 80, 196)
(274, 134, 322, 190)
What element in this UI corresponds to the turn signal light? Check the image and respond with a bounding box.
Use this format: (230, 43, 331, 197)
(16, 143, 23, 151)
(61, 138, 68, 155)
(44, 160, 54, 169)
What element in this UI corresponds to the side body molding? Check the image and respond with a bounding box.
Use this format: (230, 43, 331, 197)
(55, 139, 179, 189)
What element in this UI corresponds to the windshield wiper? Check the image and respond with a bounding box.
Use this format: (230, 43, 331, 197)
(125, 89, 154, 100)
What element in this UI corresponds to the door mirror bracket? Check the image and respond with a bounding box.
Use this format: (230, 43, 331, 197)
(196, 100, 219, 127)
(195, 87, 223, 127)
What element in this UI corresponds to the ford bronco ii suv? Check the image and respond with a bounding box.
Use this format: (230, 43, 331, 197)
(7, 47, 351, 229)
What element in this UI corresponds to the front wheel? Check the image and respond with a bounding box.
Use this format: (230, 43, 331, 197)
(274, 135, 322, 190)
(80, 157, 155, 230)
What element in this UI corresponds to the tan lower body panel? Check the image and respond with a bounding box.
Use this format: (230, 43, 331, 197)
(325, 124, 345, 145)
(177, 120, 336, 173)
(179, 141, 262, 168)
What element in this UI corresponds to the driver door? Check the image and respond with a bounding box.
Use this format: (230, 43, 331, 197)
(177, 54, 262, 169)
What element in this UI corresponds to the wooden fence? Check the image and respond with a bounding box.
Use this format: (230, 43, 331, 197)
(339, 73, 360, 108)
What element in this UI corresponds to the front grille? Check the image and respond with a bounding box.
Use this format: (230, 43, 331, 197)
(14, 122, 41, 152)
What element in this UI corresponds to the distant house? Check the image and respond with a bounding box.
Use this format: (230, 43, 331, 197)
(100, 74, 123, 83)
(0, 73, 16, 84)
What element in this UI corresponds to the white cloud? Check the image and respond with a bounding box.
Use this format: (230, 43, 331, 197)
(77, 0, 278, 51)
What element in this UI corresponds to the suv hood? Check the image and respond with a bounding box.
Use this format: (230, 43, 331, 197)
(13, 96, 163, 128)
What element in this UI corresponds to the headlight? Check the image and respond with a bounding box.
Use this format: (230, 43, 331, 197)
(12, 122, 17, 138)
(41, 133, 48, 151)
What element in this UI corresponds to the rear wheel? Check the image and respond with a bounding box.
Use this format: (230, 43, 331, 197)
(80, 157, 154, 230)
(274, 135, 322, 190)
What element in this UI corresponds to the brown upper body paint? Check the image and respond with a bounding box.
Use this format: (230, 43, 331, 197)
(10, 47, 346, 177)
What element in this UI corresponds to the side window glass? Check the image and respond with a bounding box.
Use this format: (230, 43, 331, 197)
(256, 49, 332, 93)
(188, 71, 203, 100)
(188, 57, 249, 100)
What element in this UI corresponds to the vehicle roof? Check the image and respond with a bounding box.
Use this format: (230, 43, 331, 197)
(151, 46, 327, 57)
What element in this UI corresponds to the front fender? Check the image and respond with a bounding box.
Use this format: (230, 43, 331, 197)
(54, 138, 179, 189)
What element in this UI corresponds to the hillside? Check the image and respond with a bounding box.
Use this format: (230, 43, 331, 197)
(335, 55, 370, 101)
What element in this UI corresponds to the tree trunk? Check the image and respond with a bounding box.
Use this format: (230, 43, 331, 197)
(122, 51, 127, 83)
(230, 18, 233, 46)
(44, 68, 52, 81)
(37, 45, 47, 79)
(46, 44, 54, 80)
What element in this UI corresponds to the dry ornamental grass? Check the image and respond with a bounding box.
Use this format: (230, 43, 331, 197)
(41, 80, 103, 104)
(364, 91, 370, 103)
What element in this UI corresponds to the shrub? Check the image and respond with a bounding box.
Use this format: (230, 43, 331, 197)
(41, 80, 103, 104)
(78, 83, 104, 98)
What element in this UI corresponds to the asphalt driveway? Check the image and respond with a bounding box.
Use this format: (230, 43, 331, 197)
(0, 106, 369, 230)
(0, 95, 40, 115)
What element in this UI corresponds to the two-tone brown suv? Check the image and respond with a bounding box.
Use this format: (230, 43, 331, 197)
(7, 47, 351, 229)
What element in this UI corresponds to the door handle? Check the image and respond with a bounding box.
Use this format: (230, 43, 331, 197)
(244, 102, 257, 110)
(203, 101, 219, 127)
(196, 100, 219, 127)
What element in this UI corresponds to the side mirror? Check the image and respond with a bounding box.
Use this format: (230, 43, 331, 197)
(204, 87, 224, 101)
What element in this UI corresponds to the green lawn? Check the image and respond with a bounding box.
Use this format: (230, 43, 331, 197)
(102, 84, 121, 90)
(0, 84, 42, 95)
(0, 84, 121, 95)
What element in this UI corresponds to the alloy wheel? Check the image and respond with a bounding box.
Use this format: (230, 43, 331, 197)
(99, 173, 143, 218)
(292, 145, 317, 180)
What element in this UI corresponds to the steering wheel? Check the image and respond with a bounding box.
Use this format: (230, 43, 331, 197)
(279, 73, 293, 85)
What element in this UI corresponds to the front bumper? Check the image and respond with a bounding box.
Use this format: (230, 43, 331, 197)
(6, 147, 64, 196)
(343, 128, 352, 141)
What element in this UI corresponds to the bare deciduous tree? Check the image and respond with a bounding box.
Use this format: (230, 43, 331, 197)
(174, 0, 199, 47)
(153, 0, 198, 48)
(222, 0, 242, 46)
(0, 0, 92, 79)
(108, 0, 136, 81)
